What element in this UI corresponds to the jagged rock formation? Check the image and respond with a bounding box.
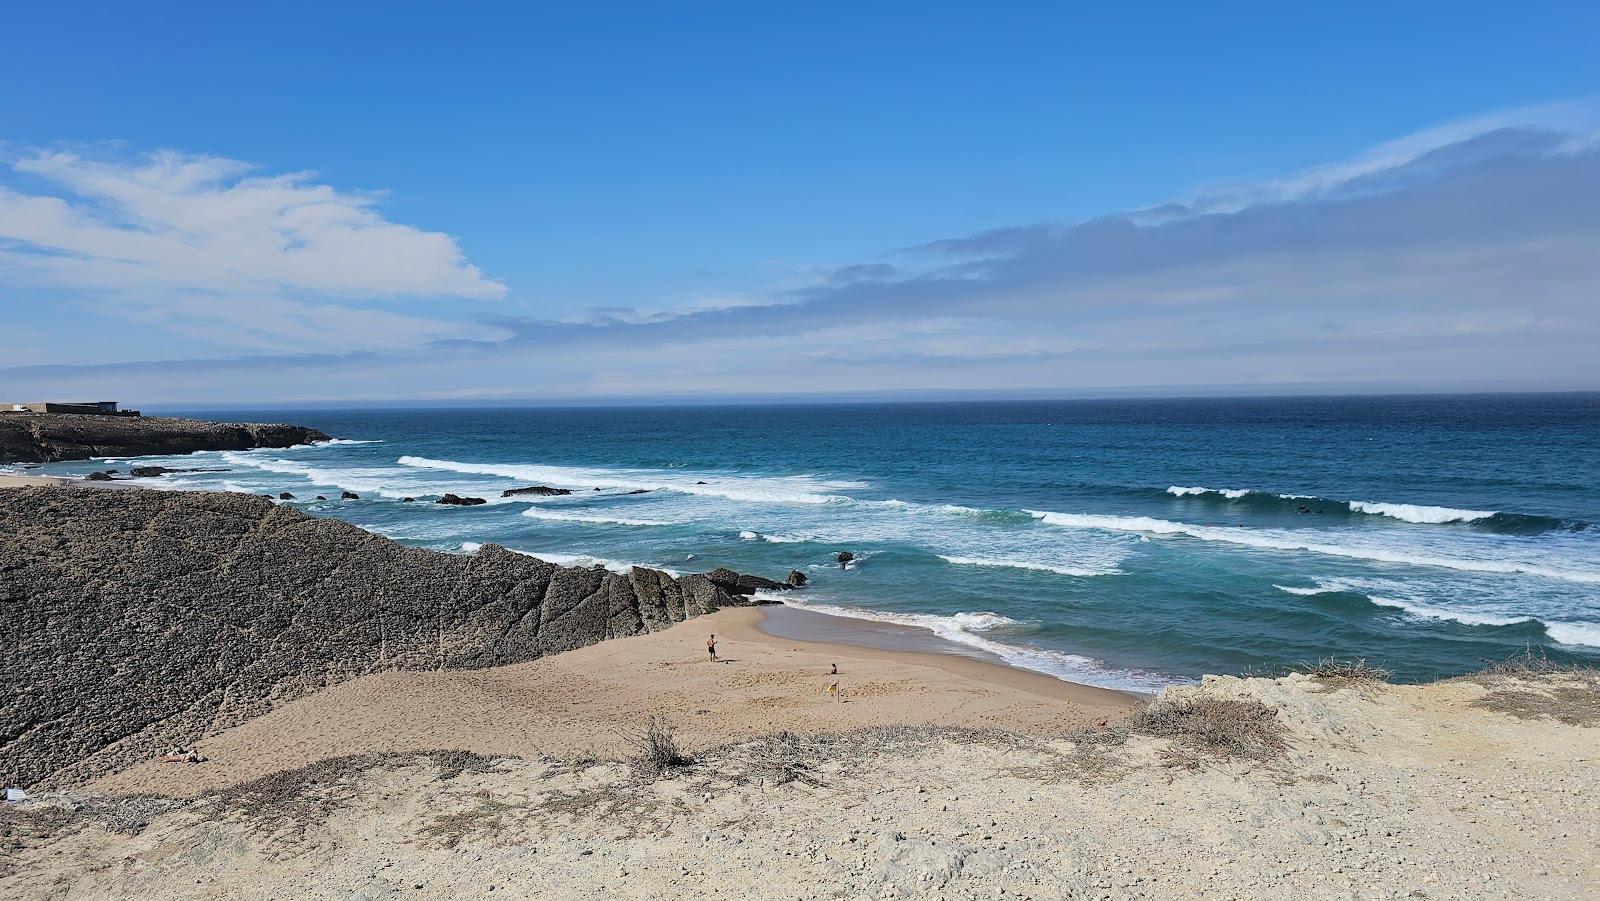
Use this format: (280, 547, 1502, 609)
(502, 486, 572, 497)
(0, 486, 751, 789)
(0, 414, 329, 464)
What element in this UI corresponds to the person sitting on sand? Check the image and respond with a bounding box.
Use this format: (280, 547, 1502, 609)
(830, 662, 838, 675)
(707, 633, 718, 661)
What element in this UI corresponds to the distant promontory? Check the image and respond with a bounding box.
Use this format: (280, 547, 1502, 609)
(0, 412, 329, 463)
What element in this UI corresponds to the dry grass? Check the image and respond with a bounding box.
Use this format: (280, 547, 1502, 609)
(1300, 657, 1390, 686)
(1473, 646, 1597, 681)
(627, 717, 694, 781)
(1072, 696, 1288, 770)
(1471, 686, 1599, 727)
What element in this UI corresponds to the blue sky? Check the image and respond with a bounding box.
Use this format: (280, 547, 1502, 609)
(2, 2, 1598, 403)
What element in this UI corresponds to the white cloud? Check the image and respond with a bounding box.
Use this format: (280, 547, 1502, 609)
(0, 148, 505, 352)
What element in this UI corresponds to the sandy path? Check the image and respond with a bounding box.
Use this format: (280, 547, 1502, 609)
(91, 606, 1132, 796)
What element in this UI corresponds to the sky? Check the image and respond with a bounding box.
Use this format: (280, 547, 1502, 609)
(2, 2, 1598, 405)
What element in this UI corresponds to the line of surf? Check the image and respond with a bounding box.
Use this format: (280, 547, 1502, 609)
(1031, 510, 1600, 585)
(1272, 582, 1599, 648)
(398, 455, 858, 505)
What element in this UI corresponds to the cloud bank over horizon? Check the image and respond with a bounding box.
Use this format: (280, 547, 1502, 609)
(4, 101, 1599, 404)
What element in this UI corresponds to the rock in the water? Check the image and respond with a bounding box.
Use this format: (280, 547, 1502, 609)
(0, 413, 328, 464)
(278, 492, 295, 500)
(341, 491, 360, 500)
(438, 493, 488, 506)
(0, 486, 748, 789)
(837, 551, 855, 567)
(315, 496, 327, 501)
(501, 485, 572, 497)
(786, 570, 808, 587)
(705, 567, 788, 596)
(402, 497, 415, 502)
(625, 489, 650, 495)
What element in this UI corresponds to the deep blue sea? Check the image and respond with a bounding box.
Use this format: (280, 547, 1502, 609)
(24, 395, 1600, 690)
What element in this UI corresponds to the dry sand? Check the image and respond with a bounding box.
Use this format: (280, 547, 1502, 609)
(0, 474, 68, 488)
(88, 606, 1133, 797)
(5, 667, 1595, 900)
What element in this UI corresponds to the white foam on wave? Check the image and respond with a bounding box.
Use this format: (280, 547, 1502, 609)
(521, 508, 674, 527)
(1168, 486, 1250, 499)
(459, 541, 679, 575)
(1348, 501, 1495, 524)
(1544, 621, 1600, 648)
(768, 595, 1179, 693)
(937, 555, 1109, 578)
(1363, 595, 1535, 628)
(221, 453, 418, 499)
(1029, 510, 1600, 585)
(1274, 579, 1598, 639)
(398, 455, 860, 506)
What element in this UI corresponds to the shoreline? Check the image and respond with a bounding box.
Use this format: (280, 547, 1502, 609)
(751, 602, 1140, 703)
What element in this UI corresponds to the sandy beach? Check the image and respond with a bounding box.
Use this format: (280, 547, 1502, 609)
(89, 605, 1134, 797)
(0, 473, 68, 488)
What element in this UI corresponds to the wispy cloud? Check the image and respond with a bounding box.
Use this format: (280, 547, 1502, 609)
(5, 101, 1599, 402)
(0, 148, 505, 353)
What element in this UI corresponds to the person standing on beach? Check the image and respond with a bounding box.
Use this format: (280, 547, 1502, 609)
(707, 633, 718, 661)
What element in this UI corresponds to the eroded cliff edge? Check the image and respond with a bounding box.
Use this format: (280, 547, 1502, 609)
(0, 486, 750, 788)
(0, 413, 330, 463)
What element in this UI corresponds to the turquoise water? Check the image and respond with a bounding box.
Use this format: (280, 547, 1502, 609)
(28, 395, 1600, 690)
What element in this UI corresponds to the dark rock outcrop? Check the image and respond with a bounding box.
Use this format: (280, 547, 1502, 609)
(837, 551, 855, 567)
(786, 570, 808, 587)
(278, 492, 295, 500)
(0, 413, 329, 464)
(341, 491, 360, 500)
(501, 486, 572, 498)
(84, 471, 114, 482)
(706, 567, 788, 597)
(0, 486, 751, 789)
(437, 494, 488, 506)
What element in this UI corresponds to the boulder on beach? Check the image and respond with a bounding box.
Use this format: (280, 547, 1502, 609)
(85, 471, 113, 482)
(438, 493, 488, 506)
(501, 485, 572, 497)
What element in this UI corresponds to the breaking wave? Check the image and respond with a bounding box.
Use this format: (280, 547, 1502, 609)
(1031, 510, 1600, 585)
(937, 555, 1110, 578)
(1272, 580, 1599, 647)
(398, 455, 860, 505)
(459, 541, 679, 575)
(1160, 485, 1566, 531)
(521, 508, 675, 527)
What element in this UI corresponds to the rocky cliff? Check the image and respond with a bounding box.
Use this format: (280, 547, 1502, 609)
(0, 414, 329, 463)
(0, 486, 750, 788)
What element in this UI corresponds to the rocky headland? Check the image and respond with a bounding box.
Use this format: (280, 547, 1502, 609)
(0, 486, 761, 789)
(0, 413, 329, 464)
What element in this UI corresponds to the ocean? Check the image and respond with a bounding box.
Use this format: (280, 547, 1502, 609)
(31, 394, 1600, 691)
